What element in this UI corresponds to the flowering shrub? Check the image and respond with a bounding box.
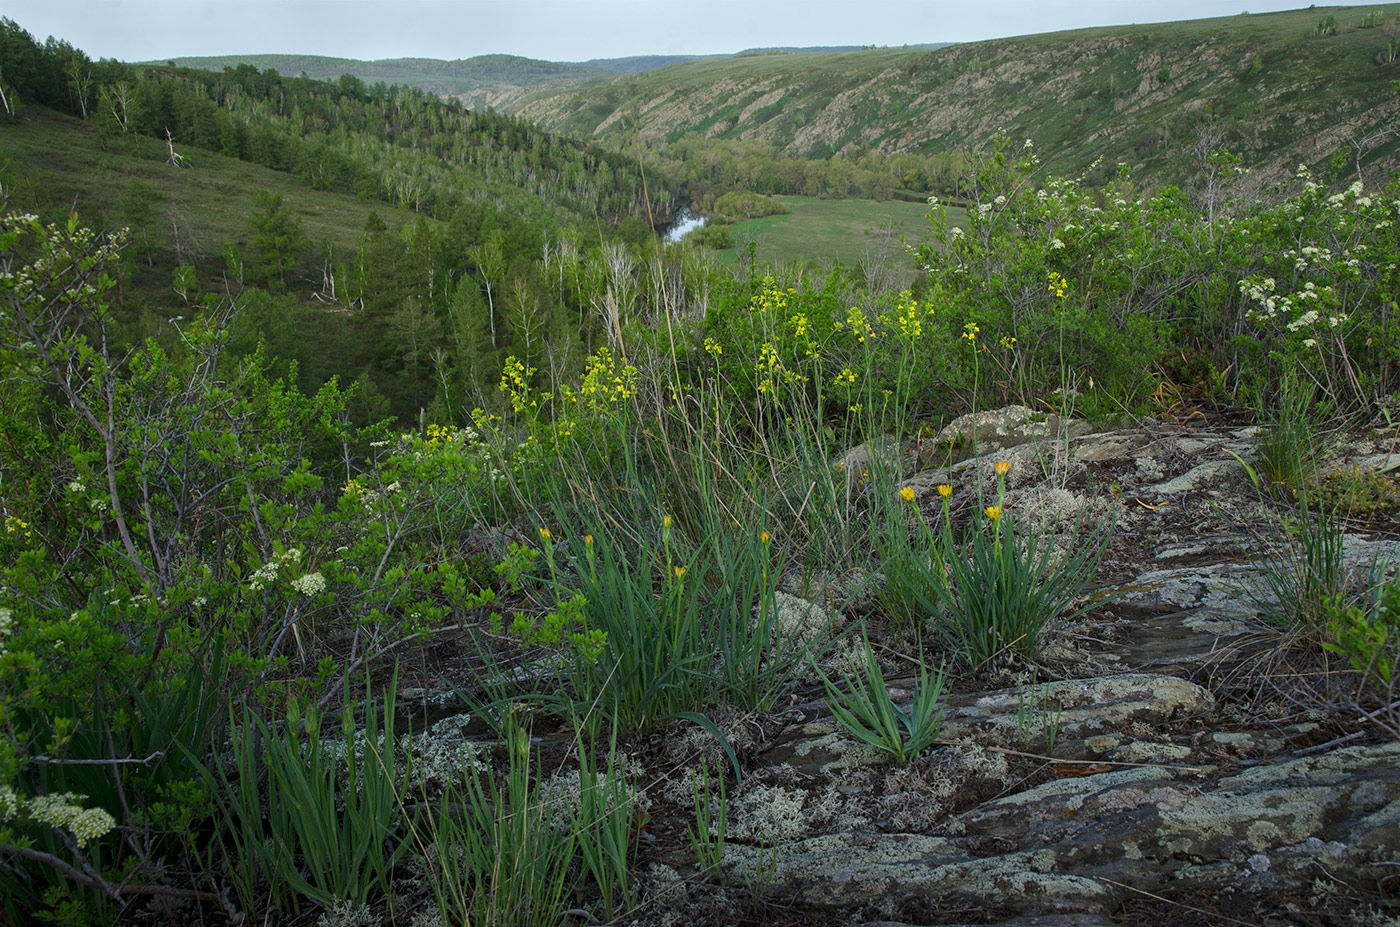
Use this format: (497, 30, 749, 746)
(914, 139, 1400, 414)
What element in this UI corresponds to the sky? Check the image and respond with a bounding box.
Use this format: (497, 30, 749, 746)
(5, 0, 1392, 63)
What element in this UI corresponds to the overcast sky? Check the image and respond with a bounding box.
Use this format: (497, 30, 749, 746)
(5, 1, 1391, 62)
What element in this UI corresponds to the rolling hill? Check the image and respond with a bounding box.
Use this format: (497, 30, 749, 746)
(501, 6, 1400, 186)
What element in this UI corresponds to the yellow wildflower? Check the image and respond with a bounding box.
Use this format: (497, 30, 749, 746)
(760, 530, 771, 544)
(984, 506, 1002, 522)
(898, 487, 917, 503)
(937, 484, 952, 498)
(539, 527, 552, 540)
(673, 566, 686, 579)
(994, 460, 1011, 476)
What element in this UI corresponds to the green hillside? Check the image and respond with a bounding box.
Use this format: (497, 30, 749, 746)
(0, 18, 681, 422)
(506, 6, 1400, 185)
(2, 106, 389, 256)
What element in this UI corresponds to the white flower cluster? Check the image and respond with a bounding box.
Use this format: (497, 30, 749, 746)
(249, 548, 303, 591)
(67, 479, 85, 493)
(19, 791, 116, 844)
(0, 784, 19, 819)
(290, 571, 326, 597)
(1239, 276, 1346, 337)
(0, 607, 12, 655)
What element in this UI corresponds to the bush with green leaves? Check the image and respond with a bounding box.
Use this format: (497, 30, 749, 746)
(913, 139, 1400, 416)
(1324, 580, 1400, 737)
(0, 211, 499, 918)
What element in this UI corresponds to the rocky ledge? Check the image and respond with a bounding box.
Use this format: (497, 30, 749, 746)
(636, 408, 1400, 925)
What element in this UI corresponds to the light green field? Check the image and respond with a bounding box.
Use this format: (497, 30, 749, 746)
(715, 195, 965, 271)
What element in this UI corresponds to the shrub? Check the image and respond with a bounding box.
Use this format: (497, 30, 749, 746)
(1323, 581, 1400, 736)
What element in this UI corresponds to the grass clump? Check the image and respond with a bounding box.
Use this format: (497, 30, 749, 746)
(203, 678, 410, 915)
(812, 629, 947, 764)
(1257, 372, 1336, 496)
(880, 466, 1109, 670)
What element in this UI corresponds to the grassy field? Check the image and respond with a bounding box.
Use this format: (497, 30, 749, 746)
(713, 195, 965, 273)
(1, 108, 400, 257)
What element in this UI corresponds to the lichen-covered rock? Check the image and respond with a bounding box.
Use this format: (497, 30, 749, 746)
(724, 743, 1400, 915)
(770, 590, 838, 651)
(927, 405, 1092, 466)
(1149, 458, 1243, 494)
(765, 673, 1215, 772)
(939, 674, 1215, 755)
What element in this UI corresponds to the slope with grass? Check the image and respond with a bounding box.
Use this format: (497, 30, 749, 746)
(2, 107, 391, 256)
(506, 6, 1400, 185)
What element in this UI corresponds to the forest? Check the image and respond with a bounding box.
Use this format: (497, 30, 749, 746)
(2, 11, 1400, 927)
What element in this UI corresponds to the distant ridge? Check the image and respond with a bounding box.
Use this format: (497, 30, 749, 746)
(156, 45, 950, 98)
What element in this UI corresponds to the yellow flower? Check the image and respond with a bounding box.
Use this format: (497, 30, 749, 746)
(662, 515, 672, 529)
(584, 534, 594, 547)
(937, 484, 952, 498)
(760, 530, 770, 544)
(898, 487, 917, 503)
(994, 460, 1011, 476)
(984, 506, 1002, 522)
(539, 527, 551, 540)
(673, 565, 686, 579)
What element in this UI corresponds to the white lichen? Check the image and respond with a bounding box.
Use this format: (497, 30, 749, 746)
(727, 784, 809, 843)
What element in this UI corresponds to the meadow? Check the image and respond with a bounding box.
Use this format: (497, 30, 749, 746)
(714, 195, 967, 273)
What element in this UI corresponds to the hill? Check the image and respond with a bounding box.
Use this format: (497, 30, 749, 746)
(503, 6, 1400, 185)
(156, 47, 952, 111)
